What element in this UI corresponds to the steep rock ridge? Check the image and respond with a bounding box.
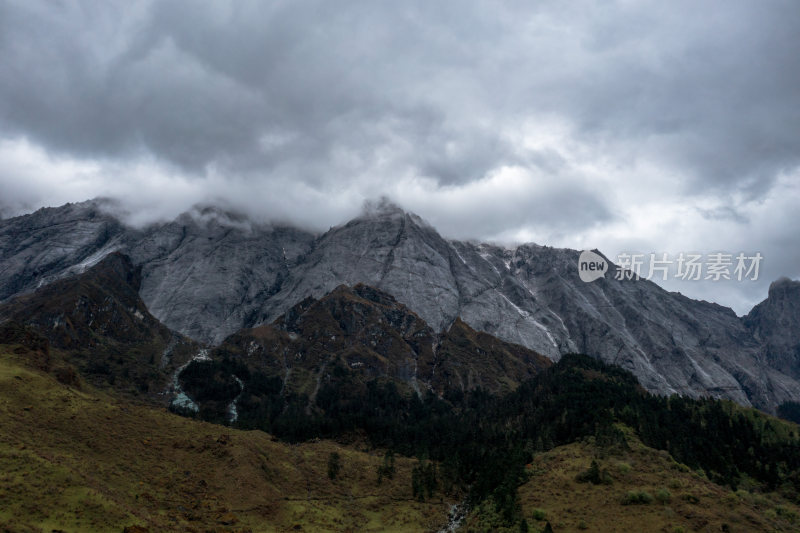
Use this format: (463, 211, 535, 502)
(493, 244, 800, 409)
(744, 278, 800, 379)
(0, 252, 152, 347)
(253, 203, 568, 360)
(0, 200, 128, 301)
(2, 200, 800, 410)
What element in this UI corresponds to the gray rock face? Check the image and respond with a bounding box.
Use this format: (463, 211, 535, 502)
(0, 200, 315, 344)
(125, 207, 314, 343)
(744, 278, 800, 380)
(497, 245, 800, 410)
(0, 200, 128, 301)
(2, 199, 800, 411)
(253, 206, 570, 362)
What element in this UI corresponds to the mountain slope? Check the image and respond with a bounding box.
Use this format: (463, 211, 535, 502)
(0, 342, 453, 532)
(175, 345, 800, 532)
(0, 252, 196, 399)
(126, 206, 315, 343)
(0, 200, 128, 302)
(184, 283, 551, 425)
(252, 204, 571, 361)
(506, 430, 800, 533)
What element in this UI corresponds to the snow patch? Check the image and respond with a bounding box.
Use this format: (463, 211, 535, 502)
(171, 391, 199, 413)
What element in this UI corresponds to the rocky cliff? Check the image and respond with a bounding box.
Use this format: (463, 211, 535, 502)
(744, 278, 800, 380)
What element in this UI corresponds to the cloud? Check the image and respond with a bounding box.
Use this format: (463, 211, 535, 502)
(0, 0, 798, 313)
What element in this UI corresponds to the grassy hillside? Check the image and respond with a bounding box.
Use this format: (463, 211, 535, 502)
(466, 427, 800, 532)
(3, 341, 800, 532)
(0, 344, 455, 532)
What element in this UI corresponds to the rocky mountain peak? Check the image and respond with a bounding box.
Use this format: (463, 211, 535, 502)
(359, 197, 407, 218)
(768, 277, 800, 298)
(744, 277, 800, 379)
(353, 198, 431, 231)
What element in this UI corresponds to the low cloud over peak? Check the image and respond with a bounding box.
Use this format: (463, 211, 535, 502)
(1, 0, 798, 314)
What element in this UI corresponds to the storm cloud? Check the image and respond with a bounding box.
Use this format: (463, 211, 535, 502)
(0, 0, 798, 313)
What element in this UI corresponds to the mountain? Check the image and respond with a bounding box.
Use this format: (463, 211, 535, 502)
(249, 205, 797, 410)
(0, 251, 197, 398)
(0, 200, 129, 301)
(2, 199, 800, 411)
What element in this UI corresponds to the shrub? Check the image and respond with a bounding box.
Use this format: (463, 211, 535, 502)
(655, 488, 671, 503)
(681, 493, 699, 504)
(622, 490, 653, 505)
(616, 461, 632, 474)
(722, 492, 738, 507)
(668, 478, 683, 489)
(531, 508, 547, 521)
(775, 505, 799, 523)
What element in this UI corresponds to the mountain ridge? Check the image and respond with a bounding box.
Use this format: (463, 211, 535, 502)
(2, 199, 800, 411)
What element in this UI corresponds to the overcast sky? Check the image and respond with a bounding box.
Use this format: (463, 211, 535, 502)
(1, 0, 798, 314)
